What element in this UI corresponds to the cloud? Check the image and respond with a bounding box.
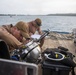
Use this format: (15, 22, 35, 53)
(0, 0, 76, 15)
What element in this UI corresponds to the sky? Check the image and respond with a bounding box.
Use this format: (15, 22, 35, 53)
(0, 0, 76, 15)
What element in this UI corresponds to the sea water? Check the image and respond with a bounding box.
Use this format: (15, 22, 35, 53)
(0, 15, 76, 33)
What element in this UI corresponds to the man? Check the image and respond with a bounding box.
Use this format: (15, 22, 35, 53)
(15, 18, 44, 47)
(0, 24, 25, 51)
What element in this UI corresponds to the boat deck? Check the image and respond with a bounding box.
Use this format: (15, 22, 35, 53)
(42, 32, 76, 60)
(39, 32, 76, 75)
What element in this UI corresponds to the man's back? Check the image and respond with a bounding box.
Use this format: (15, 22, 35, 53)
(0, 25, 22, 51)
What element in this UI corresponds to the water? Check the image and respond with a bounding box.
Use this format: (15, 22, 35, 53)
(0, 15, 76, 33)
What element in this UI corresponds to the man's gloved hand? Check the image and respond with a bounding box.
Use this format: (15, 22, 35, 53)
(22, 45, 26, 49)
(19, 45, 26, 50)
